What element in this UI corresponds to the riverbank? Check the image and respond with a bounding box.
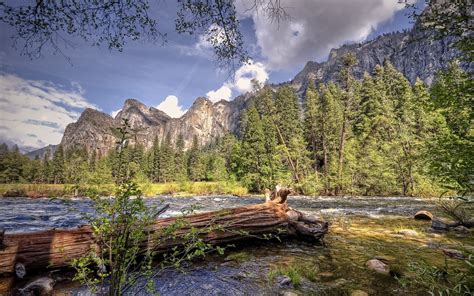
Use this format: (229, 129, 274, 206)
(0, 182, 248, 198)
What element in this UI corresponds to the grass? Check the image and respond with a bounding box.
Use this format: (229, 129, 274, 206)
(268, 260, 318, 288)
(225, 251, 252, 263)
(0, 181, 248, 198)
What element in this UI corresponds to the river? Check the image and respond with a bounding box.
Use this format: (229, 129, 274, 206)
(0, 195, 472, 295)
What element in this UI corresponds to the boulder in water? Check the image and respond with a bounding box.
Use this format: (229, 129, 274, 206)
(366, 259, 390, 274)
(431, 218, 450, 231)
(414, 210, 433, 220)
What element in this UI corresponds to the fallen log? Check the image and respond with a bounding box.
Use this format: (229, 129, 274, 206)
(0, 188, 328, 277)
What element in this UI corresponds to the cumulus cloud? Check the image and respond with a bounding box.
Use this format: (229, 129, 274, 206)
(206, 84, 233, 103)
(0, 73, 96, 151)
(155, 95, 187, 118)
(206, 60, 268, 102)
(237, 0, 408, 68)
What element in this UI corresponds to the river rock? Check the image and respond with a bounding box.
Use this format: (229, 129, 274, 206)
(414, 210, 433, 220)
(453, 225, 470, 234)
(431, 218, 450, 231)
(276, 275, 293, 288)
(366, 259, 390, 274)
(18, 277, 55, 295)
(351, 290, 369, 296)
(398, 229, 419, 237)
(442, 249, 464, 259)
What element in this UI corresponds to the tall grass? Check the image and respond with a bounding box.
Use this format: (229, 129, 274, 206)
(0, 181, 248, 198)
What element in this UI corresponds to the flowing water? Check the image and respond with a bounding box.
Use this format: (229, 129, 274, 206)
(0, 196, 472, 295)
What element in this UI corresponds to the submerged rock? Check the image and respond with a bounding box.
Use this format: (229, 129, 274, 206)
(366, 259, 390, 274)
(398, 229, 419, 237)
(431, 218, 450, 231)
(351, 290, 369, 296)
(453, 225, 470, 234)
(442, 249, 465, 259)
(276, 275, 293, 289)
(414, 210, 433, 221)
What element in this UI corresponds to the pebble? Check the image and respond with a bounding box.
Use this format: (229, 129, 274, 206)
(366, 259, 390, 274)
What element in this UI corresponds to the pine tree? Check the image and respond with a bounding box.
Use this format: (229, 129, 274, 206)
(429, 61, 473, 190)
(188, 135, 206, 181)
(41, 150, 52, 183)
(304, 81, 320, 172)
(159, 133, 175, 182)
(150, 136, 161, 182)
(52, 145, 65, 184)
(353, 70, 397, 195)
(336, 53, 358, 193)
(317, 83, 343, 193)
(174, 134, 188, 181)
(239, 101, 270, 191)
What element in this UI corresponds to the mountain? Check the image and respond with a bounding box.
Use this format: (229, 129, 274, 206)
(25, 144, 57, 160)
(33, 13, 464, 157)
(59, 95, 250, 154)
(292, 22, 460, 92)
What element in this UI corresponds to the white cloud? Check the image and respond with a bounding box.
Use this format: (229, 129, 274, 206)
(206, 84, 232, 103)
(233, 60, 269, 93)
(237, 0, 408, 68)
(110, 109, 121, 118)
(155, 95, 187, 118)
(180, 24, 227, 58)
(0, 73, 96, 151)
(206, 60, 268, 102)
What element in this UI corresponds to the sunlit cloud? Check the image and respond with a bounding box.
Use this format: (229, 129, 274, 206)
(0, 73, 96, 151)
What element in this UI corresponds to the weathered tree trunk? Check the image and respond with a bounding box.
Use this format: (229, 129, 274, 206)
(0, 189, 328, 277)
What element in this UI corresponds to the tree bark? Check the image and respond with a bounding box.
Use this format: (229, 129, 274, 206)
(0, 189, 328, 277)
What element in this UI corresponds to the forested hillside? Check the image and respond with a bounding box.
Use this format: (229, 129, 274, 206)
(1, 57, 471, 196)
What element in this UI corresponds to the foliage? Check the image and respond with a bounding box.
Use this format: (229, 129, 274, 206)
(397, 251, 474, 295)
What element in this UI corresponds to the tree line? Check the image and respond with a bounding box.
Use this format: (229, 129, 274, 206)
(0, 57, 471, 196)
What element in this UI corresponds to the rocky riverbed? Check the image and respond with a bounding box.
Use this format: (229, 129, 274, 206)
(0, 195, 472, 295)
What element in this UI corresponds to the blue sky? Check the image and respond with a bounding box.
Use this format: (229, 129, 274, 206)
(0, 0, 422, 151)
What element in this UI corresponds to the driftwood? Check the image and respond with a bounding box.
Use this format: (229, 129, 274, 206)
(0, 187, 328, 278)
